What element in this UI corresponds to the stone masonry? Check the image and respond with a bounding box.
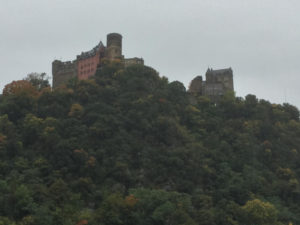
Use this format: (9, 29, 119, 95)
(52, 33, 144, 88)
(52, 33, 234, 100)
(52, 60, 77, 88)
(189, 68, 234, 100)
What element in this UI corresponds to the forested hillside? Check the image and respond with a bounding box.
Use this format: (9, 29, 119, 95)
(0, 61, 300, 225)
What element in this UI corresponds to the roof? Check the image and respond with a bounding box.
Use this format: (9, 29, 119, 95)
(77, 41, 105, 60)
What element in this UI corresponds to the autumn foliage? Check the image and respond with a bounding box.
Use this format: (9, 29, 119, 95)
(77, 220, 88, 225)
(0, 64, 299, 224)
(125, 194, 138, 208)
(3, 80, 38, 96)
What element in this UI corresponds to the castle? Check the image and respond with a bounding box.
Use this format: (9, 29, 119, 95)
(188, 68, 234, 100)
(52, 33, 234, 99)
(52, 33, 144, 88)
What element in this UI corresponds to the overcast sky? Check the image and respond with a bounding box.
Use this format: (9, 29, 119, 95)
(1, 0, 300, 108)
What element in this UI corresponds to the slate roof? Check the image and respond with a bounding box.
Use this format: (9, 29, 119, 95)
(77, 41, 105, 60)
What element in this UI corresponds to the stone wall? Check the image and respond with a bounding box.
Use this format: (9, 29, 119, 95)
(124, 57, 144, 67)
(204, 82, 224, 96)
(206, 68, 234, 93)
(188, 76, 203, 94)
(52, 33, 145, 88)
(188, 68, 234, 100)
(52, 60, 77, 89)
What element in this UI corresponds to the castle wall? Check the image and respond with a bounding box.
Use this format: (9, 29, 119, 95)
(188, 76, 203, 94)
(204, 83, 224, 96)
(52, 60, 77, 88)
(221, 74, 234, 91)
(188, 68, 234, 100)
(211, 74, 233, 92)
(124, 57, 144, 67)
(52, 33, 144, 87)
(76, 41, 105, 80)
(205, 68, 234, 93)
(77, 53, 101, 80)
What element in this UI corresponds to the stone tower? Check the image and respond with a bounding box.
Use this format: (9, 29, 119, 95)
(189, 76, 203, 95)
(106, 33, 123, 60)
(52, 60, 77, 89)
(188, 68, 234, 101)
(205, 68, 234, 95)
(52, 33, 144, 88)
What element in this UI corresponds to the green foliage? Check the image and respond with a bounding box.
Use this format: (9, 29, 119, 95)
(0, 62, 300, 224)
(241, 199, 280, 225)
(131, 189, 196, 225)
(25, 72, 50, 91)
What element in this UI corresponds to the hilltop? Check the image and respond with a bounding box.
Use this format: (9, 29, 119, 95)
(0, 62, 300, 225)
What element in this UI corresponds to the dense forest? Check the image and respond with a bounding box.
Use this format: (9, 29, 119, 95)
(0, 61, 300, 225)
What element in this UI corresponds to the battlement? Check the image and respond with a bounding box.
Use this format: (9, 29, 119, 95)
(52, 34, 234, 97)
(52, 60, 77, 88)
(77, 41, 105, 60)
(52, 33, 144, 88)
(124, 57, 144, 67)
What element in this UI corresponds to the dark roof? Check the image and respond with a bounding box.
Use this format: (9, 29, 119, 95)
(192, 76, 203, 81)
(77, 41, 105, 60)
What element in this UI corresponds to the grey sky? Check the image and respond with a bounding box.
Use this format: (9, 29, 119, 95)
(1, 0, 300, 108)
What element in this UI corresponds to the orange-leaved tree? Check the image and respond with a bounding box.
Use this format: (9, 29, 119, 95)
(3, 80, 38, 97)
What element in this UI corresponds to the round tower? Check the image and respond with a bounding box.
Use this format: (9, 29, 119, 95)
(106, 33, 122, 60)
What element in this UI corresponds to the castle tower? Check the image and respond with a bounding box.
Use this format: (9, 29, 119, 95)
(188, 76, 203, 94)
(52, 60, 77, 88)
(52, 33, 146, 88)
(106, 33, 123, 60)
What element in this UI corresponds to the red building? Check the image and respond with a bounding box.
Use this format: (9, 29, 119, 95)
(52, 33, 144, 88)
(77, 42, 105, 80)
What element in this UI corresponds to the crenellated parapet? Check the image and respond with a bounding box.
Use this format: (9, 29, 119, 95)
(52, 33, 144, 88)
(124, 57, 144, 67)
(52, 60, 77, 88)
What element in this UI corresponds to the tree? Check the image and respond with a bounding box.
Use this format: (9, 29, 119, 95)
(14, 185, 35, 219)
(282, 103, 299, 121)
(95, 193, 134, 225)
(0, 216, 15, 225)
(2, 80, 38, 97)
(25, 72, 50, 90)
(69, 103, 84, 118)
(130, 189, 196, 225)
(241, 199, 280, 225)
